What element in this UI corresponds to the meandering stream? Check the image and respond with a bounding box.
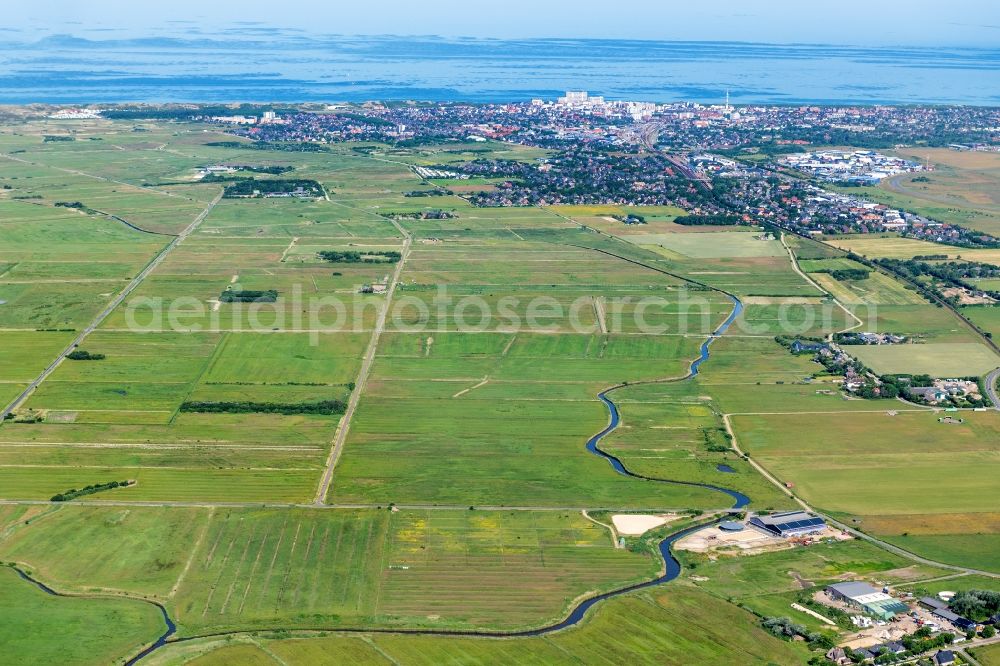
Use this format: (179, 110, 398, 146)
(14, 295, 749, 662)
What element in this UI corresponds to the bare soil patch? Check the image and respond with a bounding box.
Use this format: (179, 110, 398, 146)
(611, 513, 680, 536)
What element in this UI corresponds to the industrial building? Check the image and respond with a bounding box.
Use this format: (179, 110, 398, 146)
(826, 582, 909, 620)
(748, 511, 826, 537)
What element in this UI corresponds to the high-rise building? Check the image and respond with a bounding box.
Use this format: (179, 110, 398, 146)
(558, 91, 590, 105)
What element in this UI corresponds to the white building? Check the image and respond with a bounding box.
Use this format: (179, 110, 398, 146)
(48, 108, 102, 120)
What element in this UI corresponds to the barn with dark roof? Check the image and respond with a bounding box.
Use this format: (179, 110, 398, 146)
(748, 511, 826, 537)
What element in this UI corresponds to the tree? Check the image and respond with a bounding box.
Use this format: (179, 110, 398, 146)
(952, 590, 1000, 621)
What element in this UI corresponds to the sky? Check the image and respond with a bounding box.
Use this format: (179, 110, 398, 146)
(4, 0, 1000, 46)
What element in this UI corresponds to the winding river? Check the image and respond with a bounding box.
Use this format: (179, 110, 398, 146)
(14, 292, 749, 662)
(10, 565, 177, 662)
(586, 293, 749, 509)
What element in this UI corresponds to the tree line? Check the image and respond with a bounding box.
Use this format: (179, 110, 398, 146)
(318, 250, 401, 264)
(179, 399, 347, 415)
(51, 480, 131, 502)
(219, 289, 278, 303)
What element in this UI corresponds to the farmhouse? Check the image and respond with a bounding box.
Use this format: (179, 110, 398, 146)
(748, 510, 826, 538)
(790, 340, 827, 354)
(910, 387, 949, 403)
(826, 582, 909, 620)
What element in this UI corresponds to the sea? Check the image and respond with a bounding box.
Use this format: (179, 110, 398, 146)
(1, 34, 998, 106)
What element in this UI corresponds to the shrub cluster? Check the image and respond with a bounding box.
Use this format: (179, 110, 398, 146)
(66, 350, 105, 361)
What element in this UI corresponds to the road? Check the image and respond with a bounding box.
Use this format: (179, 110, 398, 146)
(985, 366, 1000, 411)
(0, 498, 720, 513)
(0, 191, 223, 420)
(313, 218, 413, 504)
(779, 232, 864, 339)
(0, 151, 198, 202)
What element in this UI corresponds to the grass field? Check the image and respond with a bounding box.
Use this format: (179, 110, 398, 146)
(4, 120, 999, 663)
(826, 235, 962, 259)
(0, 566, 164, 666)
(849, 342, 1000, 376)
(0, 505, 208, 596)
(878, 534, 1000, 573)
(897, 573, 1000, 596)
(150, 586, 807, 665)
(828, 234, 1000, 266)
(0, 505, 661, 636)
(965, 305, 1000, 338)
(732, 409, 1000, 571)
(330, 330, 745, 508)
(634, 230, 787, 258)
(811, 270, 926, 306)
(972, 642, 1000, 666)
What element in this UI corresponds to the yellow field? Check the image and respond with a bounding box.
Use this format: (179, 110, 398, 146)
(826, 235, 1000, 267)
(860, 512, 1000, 536)
(827, 236, 955, 259)
(811, 271, 924, 305)
(550, 204, 687, 218)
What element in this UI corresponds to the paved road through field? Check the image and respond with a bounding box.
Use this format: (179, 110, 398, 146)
(313, 218, 413, 504)
(985, 366, 1000, 411)
(0, 191, 223, 421)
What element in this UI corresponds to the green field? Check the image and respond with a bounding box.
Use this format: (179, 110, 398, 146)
(3, 119, 1000, 663)
(972, 642, 1000, 666)
(811, 270, 926, 305)
(828, 234, 1000, 266)
(966, 305, 1000, 338)
(849, 342, 1000, 376)
(330, 330, 746, 508)
(0, 566, 164, 666)
(0, 505, 660, 636)
(732, 409, 1000, 571)
(633, 231, 787, 258)
(151, 586, 807, 665)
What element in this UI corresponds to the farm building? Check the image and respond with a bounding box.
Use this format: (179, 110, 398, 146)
(748, 510, 826, 537)
(920, 596, 949, 611)
(918, 597, 977, 630)
(933, 608, 976, 631)
(790, 340, 827, 354)
(826, 582, 909, 620)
